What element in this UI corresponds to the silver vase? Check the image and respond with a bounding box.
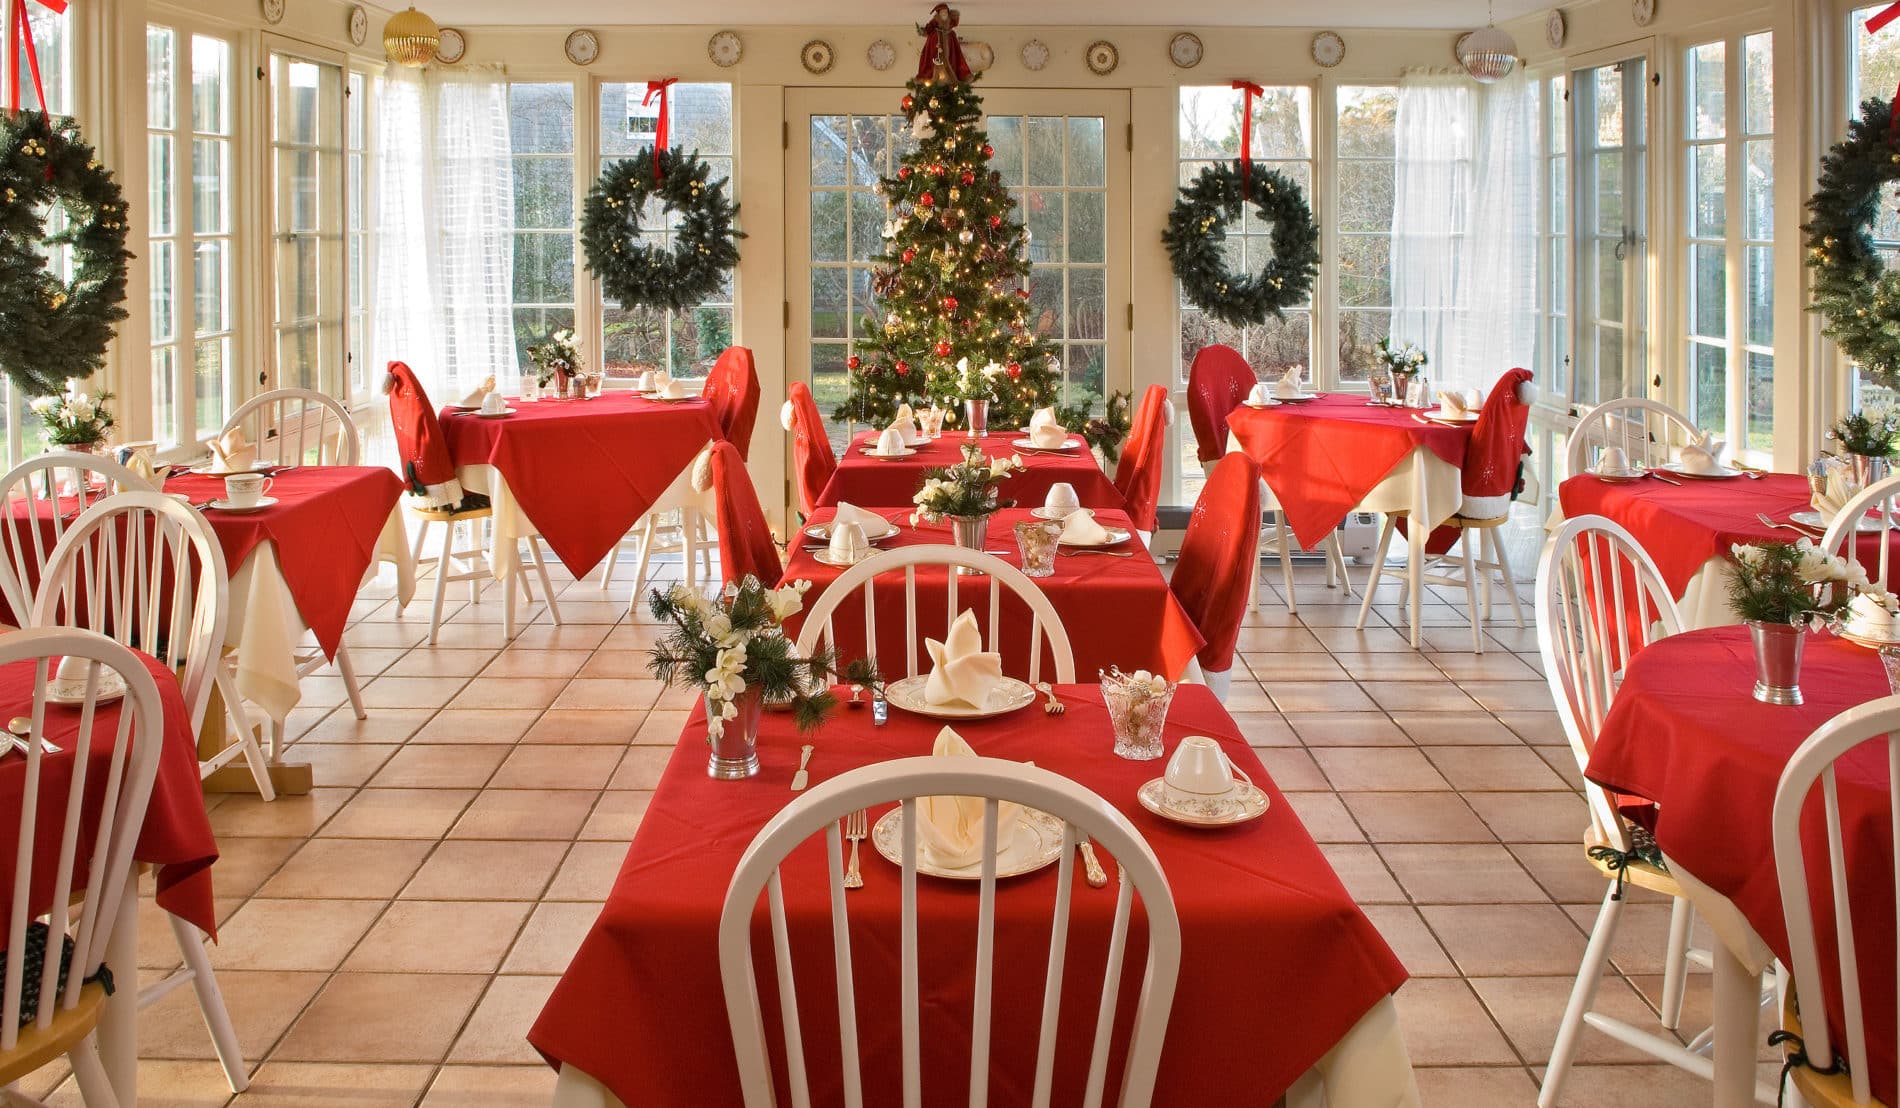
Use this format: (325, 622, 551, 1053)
(1747, 621, 1805, 706)
(706, 686, 765, 779)
(1850, 452, 1891, 489)
(948, 513, 990, 575)
(964, 398, 989, 438)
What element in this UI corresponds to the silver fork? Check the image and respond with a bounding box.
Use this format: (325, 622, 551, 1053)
(1756, 512, 1820, 537)
(843, 810, 867, 890)
(1058, 548, 1134, 558)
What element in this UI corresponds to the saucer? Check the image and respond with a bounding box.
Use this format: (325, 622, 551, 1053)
(1839, 623, 1900, 650)
(47, 671, 127, 707)
(1057, 525, 1131, 548)
(476, 407, 517, 419)
(1424, 410, 1480, 424)
(649, 395, 699, 404)
(1031, 505, 1086, 522)
(1593, 467, 1649, 484)
(195, 463, 274, 477)
(1241, 399, 1281, 408)
(1658, 461, 1743, 480)
(859, 447, 918, 458)
(882, 675, 1036, 720)
(804, 519, 898, 542)
(1137, 778, 1270, 827)
(871, 806, 1065, 880)
(203, 497, 278, 513)
(1274, 393, 1317, 404)
(810, 549, 875, 568)
(1012, 437, 1080, 451)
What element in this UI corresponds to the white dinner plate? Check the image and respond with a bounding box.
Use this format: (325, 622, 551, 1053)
(648, 395, 700, 404)
(1275, 393, 1318, 404)
(882, 675, 1036, 720)
(1057, 526, 1132, 548)
(1838, 624, 1900, 651)
(859, 447, 918, 458)
(1030, 506, 1087, 522)
(809, 549, 877, 568)
(203, 497, 278, 513)
(1657, 461, 1743, 480)
(804, 519, 898, 542)
(871, 806, 1066, 880)
(1241, 399, 1281, 408)
(46, 672, 127, 707)
(1423, 410, 1480, 424)
(194, 463, 276, 477)
(1136, 778, 1270, 827)
(1593, 468, 1649, 484)
(1011, 437, 1081, 451)
(475, 407, 517, 419)
(1790, 510, 1885, 533)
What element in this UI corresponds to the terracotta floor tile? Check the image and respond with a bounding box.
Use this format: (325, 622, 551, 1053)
(402, 838, 569, 901)
(633, 709, 692, 745)
(1317, 843, 1406, 904)
(1344, 793, 1496, 844)
(491, 744, 624, 790)
(1533, 1062, 1729, 1107)
(284, 743, 398, 787)
(1465, 792, 1589, 845)
(1459, 681, 1562, 713)
(522, 708, 642, 745)
(1265, 681, 1379, 714)
(446, 976, 561, 1064)
(1412, 1065, 1542, 1107)
(320, 788, 477, 840)
(1330, 651, 1448, 681)
(1378, 843, 1548, 904)
(422, 1064, 560, 1105)
(1497, 710, 1570, 746)
(572, 651, 655, 680)
(43, 1058, 232, 1107)
(450, 789, 597, 840)
(502, 901, 606, 974)
(1281, 791, 1365, 843)
(137, 968, 325, 1063)
(1511, 844, 1615, 904)
(272, 973, 488, 1062)
(507, 625, 613, 651)
(608, 745, 675, 790)
(1391, 712, 1523, 747)
(1239, 652, 1348, 682)
(1469, 974, 1676, 1065)
(1428, 651, 1543, 682)
(1287, 713, 1411, 747)
(381, 649, 498, 679)
(206, 837, 304, 903)
(480, 648, 593, 679)
(295, 708, 433, 745)
(206, 790, 350, 839)
(1390, 978, 1520, 1065)
(1360, 905, 1457, 977)
(1250, 747, 1331, 791)
(546, 841, 631, 900)
(445, 677, 570, 710)
(1311, 747, 1451, 791)
(368, 744, 508, 789)
(1364, 682, 1483, 713)
(579, 791, 653, 841)
(1560, 899, 1704, 978)
(409, 709, 543, 746)
(207, 899, 385, 971)
(346, 899, 532, 973)
(1228, 711, 1299, 747)
(1422, 904, 1590, 977)
(1422, 745, 1570, 792)
(259, 838, 433, 900)
(358, 676, 470, 709)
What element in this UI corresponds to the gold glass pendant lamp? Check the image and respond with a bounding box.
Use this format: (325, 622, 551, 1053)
(383, 6, 441, 67)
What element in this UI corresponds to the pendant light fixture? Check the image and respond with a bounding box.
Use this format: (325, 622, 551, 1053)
(1458, 0, 1519, 83)
(383, 6, 441, 67)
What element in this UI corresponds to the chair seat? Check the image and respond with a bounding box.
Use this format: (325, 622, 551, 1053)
(1778, 985, 1886, 1108)
(0, 979, 108, 1087)
(408, 502, 493, 523)
(1582, 830, 1681, 898)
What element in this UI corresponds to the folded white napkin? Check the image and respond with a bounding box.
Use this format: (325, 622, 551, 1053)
(1678, 443, 1722, 475)
(924, 610, 1004, 709)
(1273, 365, 1305, 399)
(1059, 507, 1111, 545)
(1849, 592, 1898, 637)
(1028, 406, 1057, 432)
(874, 427, 908, 455)
(1436, 389, 1479, 415)
(1813, 457, 1859, 521)
(916, 726, 1026, 869)
(1247, 381, 1275, 406)
(458, 374, 497, 408)
(888, 411, 921, 446)
(833, 501, 888, 537)
(207, 428, 256, 472)
(658, 377, 689, 400)
(1029, 421, 1068, 448)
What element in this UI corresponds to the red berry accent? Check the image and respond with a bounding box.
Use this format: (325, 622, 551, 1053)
(934, 340, 953, 357)
(918, 193, 935, 207)
(930, 162, 946, 176)
(989, 215, 1003, 228)
(895, 360, 909, 375)
(983, 144, 994, 157)
(941, 296, 958, 311)
(960, 170, 975, 185)
(901, 95, 914, 111)
(898, 165, 911, 179)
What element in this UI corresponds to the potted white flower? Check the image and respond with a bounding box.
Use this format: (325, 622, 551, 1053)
(30, 386, 115, 454)
(1728, 539, 1869, 704)
(911, 440, 1024, 561)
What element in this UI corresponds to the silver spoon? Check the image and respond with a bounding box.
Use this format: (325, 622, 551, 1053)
(6, 717, 58, 755)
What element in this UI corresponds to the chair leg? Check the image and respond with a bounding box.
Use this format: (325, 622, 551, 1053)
(215, 668, 275, 802)
(1355, 516, 1397, 631)
(67, 1035, 122, 1108)
(169, 914, 249, 1092)
(1490, 529, 1528, 629)
(334, 643, 367, 722)
(528, 537, 563, 626)
(682, 509, 699, 591)
(1459, 530, 1484, 654)
(1660, 895, 1694, 1030)
(1204, 667, 1232, 702)
(1327, 534, 1354, 598)
(429, 520, 456, 646)
(503, 549, 519, 641)
(409, 518, 430, 587)
(1539, 886, 1626, 1108)
(632, 516, 659, 599)
(598, 542, 619, 592)
(1275, 512, 1298, 615)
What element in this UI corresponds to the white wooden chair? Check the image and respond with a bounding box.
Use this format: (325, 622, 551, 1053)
(31, 492, 262, 1093)
(1819, 471, 1900, 592)
(599, 440, 718, 597)
(793, 545, 1076, 685)
(0, 453, 153, 627)
(218, 387, 360, 467)
(0, 627, 167, 1105)
(1534, 514, 1725, 1106)
(1564, 397, 1703, 477)
(406, 499, 562, 644)
(1772, 696, 1900, 1108)
(718, 756, 1181, 1108)
(1353, 512, 1526, 653)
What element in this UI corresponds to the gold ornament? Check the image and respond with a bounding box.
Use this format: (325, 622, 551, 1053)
(383, 6, 442, 67)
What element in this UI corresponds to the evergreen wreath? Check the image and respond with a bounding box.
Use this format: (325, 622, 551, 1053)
(0, 112, 131, 398)
(1805, 98, 1900, 390)
(1163, 162, 1319, 329)
(580, 147, 744, 314)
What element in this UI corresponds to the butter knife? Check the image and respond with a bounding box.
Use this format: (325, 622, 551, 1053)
(1078, 837, 1108, 888)
(789, 744, 814, 791)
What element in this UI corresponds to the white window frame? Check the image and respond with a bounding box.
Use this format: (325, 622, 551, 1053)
(505, 79, 579, 383)
(1332, 82, 1400, 388)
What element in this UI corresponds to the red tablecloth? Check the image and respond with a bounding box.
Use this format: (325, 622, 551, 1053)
(781, 507, 1204, 682)
(1227, 396, 1470, 548)
(530, 685, 1407, 1107)
(1560, 473, 1900, 597)
(819, 431, 1125, 513)
(162, 466, 402, 658)
(439, 392, 720, 576)
(0, 650, 217, 937)
(1587, 628, 1896, 1104)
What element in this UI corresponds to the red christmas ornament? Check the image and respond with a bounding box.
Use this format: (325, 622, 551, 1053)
(898, 165, 911, 179)
(960, 170, 975, 185)
(901, 95, 914, 111)
(918, 193, 935, 208)
(900, 248, 916, 264)
(1015, 287, 1031, 299)
(895, 360, 910, 376)
(933, 340, 953, 357)
(989, 215, 1003, 229)
(930, 162, 946, 177)
(983, 143, 994, 157)
(941, 296, 959, 312)
(1006, 362, 1023, 379)
(846, 355, 861, 370)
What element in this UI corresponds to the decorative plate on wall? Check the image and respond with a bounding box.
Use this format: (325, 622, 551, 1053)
(1311, 30, 1345, 67)
(261, 0, 285, 25)
(709, 30, 744, 68)
(1085, 40, 1119, 75)
(565, 29, 599, 66)
(435, 27, 467, 64)
(1169, 32, 1203, 69)
(964, 41, 994, 73)
(1631, 0, 1655, 26)
(801, 39, 835, 75)
(1020, 38, 1051, 71)
(867, 38, 897, 71)
(1546, 9, 1567, 48)
(348, 4, 368, 47)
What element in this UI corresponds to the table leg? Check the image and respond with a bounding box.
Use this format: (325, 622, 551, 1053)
(100, 870, 139, 1106)
(504, 558, 518, 640)
(1406, 464, 1426, 648)
(1711, 941, 1759, 1108)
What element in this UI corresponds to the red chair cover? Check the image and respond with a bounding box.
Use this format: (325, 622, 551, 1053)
(382, 361, 459, 499)
(1113, 384, 1169, 533)
(706, 347, 762, 462)
(787, 380, 838, 517)
(712, 442, 782, 587)
(1186, 345, 1257, 466)
(1406, 368, 1536, 555)
(1171, 452, 1262, 675)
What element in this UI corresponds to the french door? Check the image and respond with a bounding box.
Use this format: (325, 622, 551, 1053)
(267, 46, 348, 400)
(1570, 51, 1653, 411)
(785, 88, 1131, 461)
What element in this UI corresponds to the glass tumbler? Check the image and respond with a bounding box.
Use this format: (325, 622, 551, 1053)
(1882, 647, 1900, 697)
(1014, 520, 1060, 577)
(1102, 667, 1176, 761)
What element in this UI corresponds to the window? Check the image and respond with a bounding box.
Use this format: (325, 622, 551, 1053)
(1538, 74, 1570, 402)
(347, 72, 370, 403)
(1847, 6, 1900, 410)
(597, 82, 732, 379)
(270, 53, 345, 399)
(1336, 86, 1398, 382)
(1683, 34, 1774, 459)
(1177, 85, 1314, 383)
(509, 82, 576, 372)
(147, 28, 234, 449)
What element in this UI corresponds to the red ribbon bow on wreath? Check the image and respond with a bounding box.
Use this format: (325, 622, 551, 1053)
(642, 77, 677, 183)
(7, 0, 67, 116)
(1868, 5, 1900, 127)
(1232, 79, 1264, 200)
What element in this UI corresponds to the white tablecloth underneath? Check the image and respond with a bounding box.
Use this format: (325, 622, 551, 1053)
(230, 507, 412, 722)
(1543, 507, 1740, 631)
(550, 995, 1419, 1108)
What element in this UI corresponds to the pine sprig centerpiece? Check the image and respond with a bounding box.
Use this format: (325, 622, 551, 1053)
(910, 440, 1024, 525)
(839, 63, 1127, 455)
(1727, 540, 1866, 626)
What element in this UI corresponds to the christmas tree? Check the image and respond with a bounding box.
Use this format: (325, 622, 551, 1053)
(837, 9, 1124, 452)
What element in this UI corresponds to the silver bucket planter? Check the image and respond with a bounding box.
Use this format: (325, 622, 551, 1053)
(964, 398, 989, 438)
(948, 513, 990, 575)
(707, 686, 765, 779)
(1747, 621, 1805, 705)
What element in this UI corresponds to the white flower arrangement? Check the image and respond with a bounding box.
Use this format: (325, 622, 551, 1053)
(910, 440, 1025, 525)
(949, 356, 1008, 403)
(31, 385, 115, 448)
(1728, 538, 1870, 626)
(1374, 337, 1429, 374)
(526, 328, 583, 386)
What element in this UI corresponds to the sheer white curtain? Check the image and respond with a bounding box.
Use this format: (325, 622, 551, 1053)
(1390, 68, 1538, 396)
(370, 64, 517, 400)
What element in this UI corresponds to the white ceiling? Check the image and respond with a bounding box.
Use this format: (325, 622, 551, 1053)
(419, 0, 1549, 30)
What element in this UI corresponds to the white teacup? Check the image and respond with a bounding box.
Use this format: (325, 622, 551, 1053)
(1247, 382, 1275, 406)
(1162, 735, 1253, 809)
(827, 521, 869, 564)
(480, 391, 508, 415)
(54, 654, 92, 684)
(223, 473, 272, 508)
(1044, 481, 1081, 517)
(874, 427, 907, 456)
(1596, 446, 1632, 476)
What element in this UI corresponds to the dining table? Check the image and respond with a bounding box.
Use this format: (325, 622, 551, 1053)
(820, 430, 1126, 514)
(780, 507, 1204, 682)
(0, 647, 218, 1104)
(1559, 471, 1900, 628)
(1587, 626, 1898, 1107)
(532, 684, 1418, 1108)
(438, 390, 721, 584)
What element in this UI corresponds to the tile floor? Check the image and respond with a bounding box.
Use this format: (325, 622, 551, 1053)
(25, 523, 1776, 1107)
